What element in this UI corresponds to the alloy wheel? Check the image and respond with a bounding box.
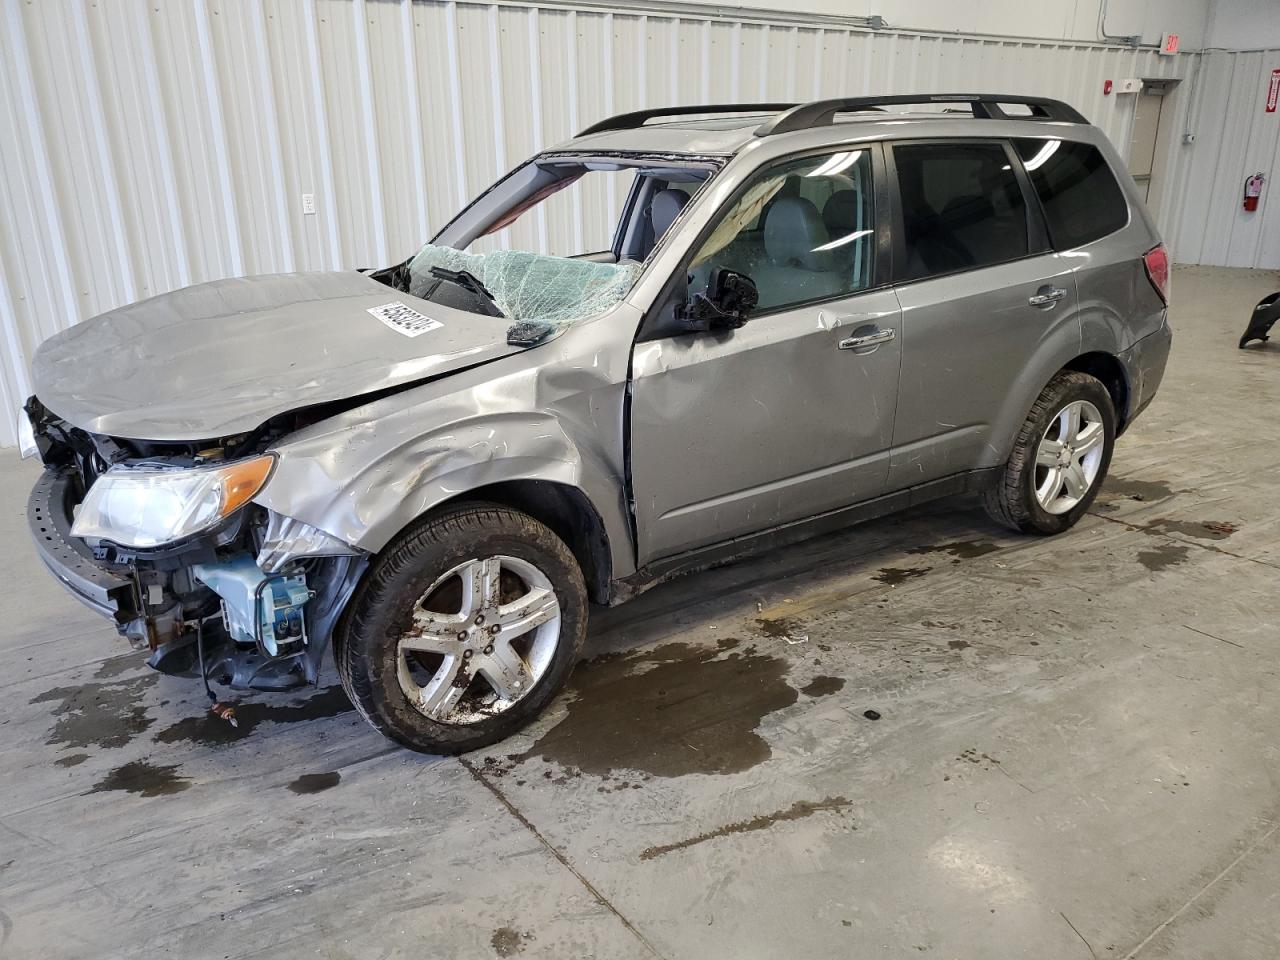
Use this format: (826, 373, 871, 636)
(396, 555, 561, 724)
(1034, 399, 1106, 515)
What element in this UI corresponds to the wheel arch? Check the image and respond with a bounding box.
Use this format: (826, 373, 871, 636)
(1061, 351, 1131, 432)
(433, 479, 615, 605)
(986, 342, 1132, 470)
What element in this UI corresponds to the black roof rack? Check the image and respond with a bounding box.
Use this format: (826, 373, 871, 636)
(754, 94, 1088, 135)
(576, 94, 1087, 140)
(577, 103, 797, 137)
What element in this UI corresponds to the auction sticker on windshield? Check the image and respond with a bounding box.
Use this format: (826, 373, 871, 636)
(368, 302, 444, 337)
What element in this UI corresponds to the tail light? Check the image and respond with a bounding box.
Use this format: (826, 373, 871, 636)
(1143, 243, 1170, 306)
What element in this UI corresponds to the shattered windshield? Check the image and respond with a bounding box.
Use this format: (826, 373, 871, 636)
(406, 245, 642, 327)
(378, 156, 719, 334)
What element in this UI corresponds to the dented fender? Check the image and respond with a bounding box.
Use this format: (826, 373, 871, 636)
(252, 310, 641, 580)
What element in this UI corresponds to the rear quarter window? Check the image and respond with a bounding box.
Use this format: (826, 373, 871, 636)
(1015, 139, 1129, 249)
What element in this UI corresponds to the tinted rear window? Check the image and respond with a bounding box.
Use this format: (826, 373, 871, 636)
(1015, 139, 1129, 249)
(893, 142, 1029, 281)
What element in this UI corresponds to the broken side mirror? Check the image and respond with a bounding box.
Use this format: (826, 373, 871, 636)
(680, 268, 758, 333)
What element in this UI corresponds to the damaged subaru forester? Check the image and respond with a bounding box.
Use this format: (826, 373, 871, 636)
(23, 95, 1171, 753)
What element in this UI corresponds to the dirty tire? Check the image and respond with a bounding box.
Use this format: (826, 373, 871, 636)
(982, 370, 1116, 535)
(336, 502, 588, 754)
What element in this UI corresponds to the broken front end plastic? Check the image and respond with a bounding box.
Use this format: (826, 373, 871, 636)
(24, 398, 368, 692)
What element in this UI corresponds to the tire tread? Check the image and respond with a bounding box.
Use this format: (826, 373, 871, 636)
(982, 370, 1114, 535)
(336, 502, 586, 754)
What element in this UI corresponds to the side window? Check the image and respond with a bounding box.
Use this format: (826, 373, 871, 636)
(1015, 139, 1129, 249)
(688, 149, 875, 313)
(894, 142, 1029, 281)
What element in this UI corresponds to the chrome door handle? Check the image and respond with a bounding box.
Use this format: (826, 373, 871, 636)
(838, 328, 896, 350)
(1028, 287, 1068, 308)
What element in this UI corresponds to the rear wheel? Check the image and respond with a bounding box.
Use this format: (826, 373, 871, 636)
(336, 503, 588, 754)
(983, 371, 1116, 535)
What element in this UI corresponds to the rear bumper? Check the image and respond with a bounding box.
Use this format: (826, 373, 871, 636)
(28, 468, 140, 623)
(1120, 314, 1172, 431)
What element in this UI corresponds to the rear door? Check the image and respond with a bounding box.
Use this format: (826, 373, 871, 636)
(629, 145, 902, 563)
(885, 139, 1079, 490)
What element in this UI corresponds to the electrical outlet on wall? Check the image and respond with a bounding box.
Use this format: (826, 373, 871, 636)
(301, 193, 316, 215)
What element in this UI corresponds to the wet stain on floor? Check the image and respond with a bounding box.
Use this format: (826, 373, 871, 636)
(1137, 542, 1191, 571)
(873, 566, 931, 586)
(93, 656, 142, 680)
(54, 753, 89, 768)
(90, 759, 190, 797)
(509, 639, 798, 778)
(957, 748, 1002, 770)
(755, 617, 798, 639)
(639, 796, 853, 861)
(947, 640, 971, 651)
(490, 926, 532, 956)
(909, 540, 1001, 560)
(1148, 518, 1239, 541)
(288, 771, 342, 794)
(801, 675, 845, 697)
(30, 674, 160, 751)
(1100, 476, 1176, 503)
(154, 685, 353, 746)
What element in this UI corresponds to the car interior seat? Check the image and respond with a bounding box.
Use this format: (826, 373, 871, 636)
(649, 188, 689, 239)
(750, 195, 840, 308)
(821, 189, 858, 239)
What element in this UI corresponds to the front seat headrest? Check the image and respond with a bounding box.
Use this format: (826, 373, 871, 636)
(764, 196, 830, 270)
(649, 188, 689, 241)
(821, 189, 859, 239)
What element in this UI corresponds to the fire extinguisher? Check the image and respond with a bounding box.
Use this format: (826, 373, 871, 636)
(1243, 172, 1266, 212)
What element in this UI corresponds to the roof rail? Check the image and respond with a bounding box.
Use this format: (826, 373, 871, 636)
(577, 103, 797, 137)
(754, 94, 1088, 136)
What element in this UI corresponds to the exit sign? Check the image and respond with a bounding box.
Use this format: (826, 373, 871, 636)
(1159, 32, 1180, 55)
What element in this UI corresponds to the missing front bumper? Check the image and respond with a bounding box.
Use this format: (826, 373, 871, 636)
(27, 467, 140, 623)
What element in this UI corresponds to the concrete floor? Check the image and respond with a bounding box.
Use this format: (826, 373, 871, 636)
(3, 265, 1280, 960)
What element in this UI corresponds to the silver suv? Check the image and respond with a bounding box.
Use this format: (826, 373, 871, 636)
(24, 94, 1171, 753)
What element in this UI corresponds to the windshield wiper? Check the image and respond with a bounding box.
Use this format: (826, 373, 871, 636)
(429, 266, 504, 317)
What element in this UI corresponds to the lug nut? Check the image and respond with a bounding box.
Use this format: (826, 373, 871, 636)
(474, 614, 485, 626)
(456, 631, 468, 642)
(489, 624, 501, 635)
(463, 649, 473, 660)
(483, 644, 494, 655)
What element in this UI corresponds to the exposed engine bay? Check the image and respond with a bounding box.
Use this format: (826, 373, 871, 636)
(26, 396, 368, 692)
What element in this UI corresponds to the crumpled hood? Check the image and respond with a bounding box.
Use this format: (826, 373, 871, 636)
(33, 271, 523, 441)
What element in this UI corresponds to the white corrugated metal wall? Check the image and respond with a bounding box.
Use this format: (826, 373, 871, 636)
(0, 0, 1202, 447)
(1167, 47, 1280, 269)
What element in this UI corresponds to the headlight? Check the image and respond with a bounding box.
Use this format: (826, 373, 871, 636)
(71, 455, 274, 549)
(16, 410, 38, 460)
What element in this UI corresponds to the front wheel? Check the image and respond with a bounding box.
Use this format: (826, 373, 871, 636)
(983, 370, 1116, 535)
(336, 502, 588, 754)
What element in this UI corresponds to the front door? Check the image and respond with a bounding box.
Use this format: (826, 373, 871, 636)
(629, 146, 902, 563)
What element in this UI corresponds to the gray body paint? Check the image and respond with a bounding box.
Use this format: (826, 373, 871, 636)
(33, 271, 521, 441)
(29, 113, 1169, 606)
